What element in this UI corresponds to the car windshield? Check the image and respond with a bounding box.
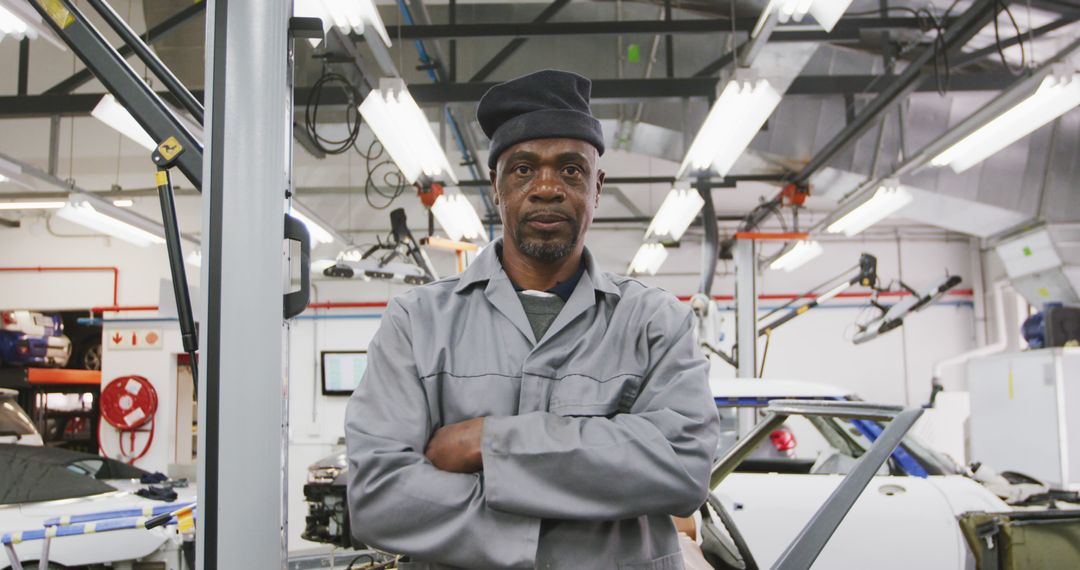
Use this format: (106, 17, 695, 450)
(0, 400, 37, 437)
(716, 401, 959, 477)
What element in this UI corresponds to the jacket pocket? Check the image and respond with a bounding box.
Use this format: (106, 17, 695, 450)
(549, 373, 643, 417)
(618, 551, 685, 570)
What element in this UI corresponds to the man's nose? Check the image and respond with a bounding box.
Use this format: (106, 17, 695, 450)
(528, 168, 566, 202)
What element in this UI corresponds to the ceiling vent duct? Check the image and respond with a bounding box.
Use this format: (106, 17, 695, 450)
(995, 225, 1080, 306)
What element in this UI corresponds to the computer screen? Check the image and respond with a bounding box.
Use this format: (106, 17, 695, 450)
(321, 351, 368, 396)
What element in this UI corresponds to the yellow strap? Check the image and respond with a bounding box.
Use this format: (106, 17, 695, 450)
(84, 523, 96, 535)
(45, 527, 58, 538)
(59, 515, 71, 526)
(35, 0, 75, 29)
(155, 170, 169, 187)
(10, 531, 22, 544)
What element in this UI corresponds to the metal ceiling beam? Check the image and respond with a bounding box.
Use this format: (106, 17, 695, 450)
(0, 72, 1025, 118)
(790, 0, 1000, 185)
(954, 14, 1080, 67)
(469, 0, 572, 82)
(377, 16, 940, 41)
(43, 1, 206, 95)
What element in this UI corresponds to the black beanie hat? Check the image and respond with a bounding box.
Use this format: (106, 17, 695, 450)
(477, 69, 605, 170)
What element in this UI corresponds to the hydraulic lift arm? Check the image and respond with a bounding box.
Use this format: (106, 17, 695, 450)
(757, 253, 879, 337)
(26, 1, 317, 394)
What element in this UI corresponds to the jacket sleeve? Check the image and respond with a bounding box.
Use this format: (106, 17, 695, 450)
(481, 298, 721, 521)
(345, 299, 540, 568)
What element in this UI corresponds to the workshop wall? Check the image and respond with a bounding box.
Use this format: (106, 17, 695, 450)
(0, 218, 979, 551)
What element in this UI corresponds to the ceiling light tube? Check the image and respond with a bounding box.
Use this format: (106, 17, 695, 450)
(359, 79, 458, 184)
(294, 0, 391, 48)
(754, 0, 853, 33)
(931, 72, 1080, 173)
(0, 200, 66, 210)
(678, 76, 782, 178)
(112, 199, 134, 208)
(769, 240, 823, 272)
(826, 182, 912, 237)
(0, 1, 65, 49)
(0, 4, 30, 43)
(92, 94, 157, 151)
(430, 190, 488, 242)
(56, 195, 165, 247)
(628, 243, 669, 276)
(645, 188, 705, 242)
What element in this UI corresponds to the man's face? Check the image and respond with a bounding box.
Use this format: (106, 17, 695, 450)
(490, 138, 604, 263)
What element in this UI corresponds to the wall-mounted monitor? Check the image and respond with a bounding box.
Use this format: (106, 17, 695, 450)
(321, 351, 367, 396)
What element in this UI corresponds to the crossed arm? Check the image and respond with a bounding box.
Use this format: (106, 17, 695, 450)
(344, 299, 720, 568)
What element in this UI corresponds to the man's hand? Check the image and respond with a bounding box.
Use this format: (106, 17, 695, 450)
(425, 417, 485, 473)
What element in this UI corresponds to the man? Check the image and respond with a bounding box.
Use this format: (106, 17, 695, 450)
(345, 69, 720, 570)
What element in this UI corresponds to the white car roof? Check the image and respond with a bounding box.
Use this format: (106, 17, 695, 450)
(0, 388, 17, 398)
(711, 378, 854, 399)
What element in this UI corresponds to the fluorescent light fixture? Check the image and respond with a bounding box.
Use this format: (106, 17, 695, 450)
(359, 79, 458, 184)
(92, 94, 157, 151)
(185, 251, 202, 267)
(56, 195, 165, 247)
(0, 4, 29, 43)
(430, 190, 488, 242)
(628, 243, 669, 276)
(0, 173, 6, 183)
(770, 240, 823, 272)
(753, 0, 854, 36)
(112, 199, 134, 208)
(0, 1, 65, 49)
(678, 77, 782, 178)
(0, 200, 66, 210)
(826, 182, 912, 237)
(645, 188, 705, 242)
(931, 72, 1080, 173)
(289, 207, 335, 245)
(294, 0, 391, 48)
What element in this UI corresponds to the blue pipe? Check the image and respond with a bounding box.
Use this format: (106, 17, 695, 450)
(395, 0, 496, 240)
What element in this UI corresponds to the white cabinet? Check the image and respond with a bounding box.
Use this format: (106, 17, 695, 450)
(968, 349, 1080, 488)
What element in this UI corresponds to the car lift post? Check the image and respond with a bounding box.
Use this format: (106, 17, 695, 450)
(733, 237, 758, 436)
(199, 0, 294, 567)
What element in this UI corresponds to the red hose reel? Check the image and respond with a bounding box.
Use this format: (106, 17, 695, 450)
(99, 375, 157, 464)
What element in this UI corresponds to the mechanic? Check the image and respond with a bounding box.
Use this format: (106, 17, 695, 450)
(345, 69, 721, 570)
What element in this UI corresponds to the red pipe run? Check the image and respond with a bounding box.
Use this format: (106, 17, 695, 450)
(89, 289, 974, 314)
(0, 266, 119, 306)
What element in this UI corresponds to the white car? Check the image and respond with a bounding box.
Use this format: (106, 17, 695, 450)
(707, 379, 1008, 570)
(0, 389, 43, 447)
(0, 445, 194, 570)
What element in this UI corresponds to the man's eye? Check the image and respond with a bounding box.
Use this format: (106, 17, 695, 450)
(564, 166, 580, 176)
(514, 165, 531, 175)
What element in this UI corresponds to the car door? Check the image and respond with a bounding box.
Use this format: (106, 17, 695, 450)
(714, 472, 972, 569)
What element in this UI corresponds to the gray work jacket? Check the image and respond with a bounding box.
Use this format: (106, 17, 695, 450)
(345, 239, 720, 570)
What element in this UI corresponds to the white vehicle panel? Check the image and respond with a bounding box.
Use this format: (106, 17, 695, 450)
(0, 487, 195, 568)
(711, 379, 853, 400)
(714, 473, 975, 569)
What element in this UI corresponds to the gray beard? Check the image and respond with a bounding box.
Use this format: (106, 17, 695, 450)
(513, 224, 578, 263)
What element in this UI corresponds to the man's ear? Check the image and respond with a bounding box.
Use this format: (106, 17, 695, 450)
(489, 169, 500, 205)
(595, 169, 605, 207)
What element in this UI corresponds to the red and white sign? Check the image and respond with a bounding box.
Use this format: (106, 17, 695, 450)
(107, 329, 163, 350)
